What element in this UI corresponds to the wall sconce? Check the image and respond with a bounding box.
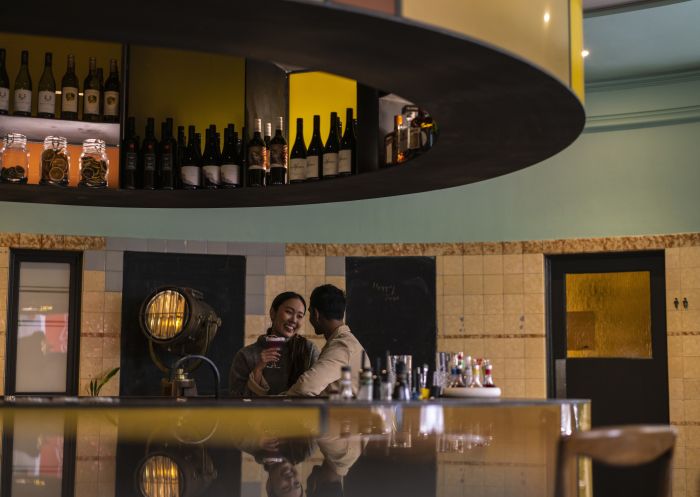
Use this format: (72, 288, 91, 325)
(139, 287, 221, 397)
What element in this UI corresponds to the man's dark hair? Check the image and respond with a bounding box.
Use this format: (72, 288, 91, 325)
(309, 284, 346, 320)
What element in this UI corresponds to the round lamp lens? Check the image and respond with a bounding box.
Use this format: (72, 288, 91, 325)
(144, 290, 188, 340)
(139, 455, 181, 497)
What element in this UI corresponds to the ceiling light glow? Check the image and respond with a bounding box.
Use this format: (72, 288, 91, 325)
(581, 49, 590, 58)
(543, 11, 551, 23)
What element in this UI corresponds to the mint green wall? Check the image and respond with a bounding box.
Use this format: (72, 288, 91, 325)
(1, 74, 699, 243)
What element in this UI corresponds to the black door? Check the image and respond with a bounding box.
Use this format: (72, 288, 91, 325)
(549, 251, 669, 497)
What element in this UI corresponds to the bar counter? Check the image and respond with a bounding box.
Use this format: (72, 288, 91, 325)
(0, 397, 589, 497)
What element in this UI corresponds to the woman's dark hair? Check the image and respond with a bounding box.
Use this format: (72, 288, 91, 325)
(271, 291, 307, 314)
(309, 285, 346, 320)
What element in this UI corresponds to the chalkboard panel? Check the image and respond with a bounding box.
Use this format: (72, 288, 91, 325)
(345, 257, 436, 370)
(120, 252, 245, 396)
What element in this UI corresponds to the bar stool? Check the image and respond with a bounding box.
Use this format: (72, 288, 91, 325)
(555, 425, 676, 497)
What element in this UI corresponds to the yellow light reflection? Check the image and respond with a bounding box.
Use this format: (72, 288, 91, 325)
(145, 290, 187, 339)
(543, 11, 551, 23)
(140, 455, 181, 497)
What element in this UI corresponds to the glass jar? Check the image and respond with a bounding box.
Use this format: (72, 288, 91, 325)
(41, 136, 71, 186)
(0, 133, 30, 184)
(79, 138, 108, 188)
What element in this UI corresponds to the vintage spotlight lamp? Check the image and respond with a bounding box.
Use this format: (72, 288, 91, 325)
(139, 286, 221, 397)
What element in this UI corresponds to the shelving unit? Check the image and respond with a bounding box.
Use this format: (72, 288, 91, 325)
(0, 115, 120, 146)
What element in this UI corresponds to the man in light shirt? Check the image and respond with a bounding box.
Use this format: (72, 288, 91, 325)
(285, 284, 366, 397)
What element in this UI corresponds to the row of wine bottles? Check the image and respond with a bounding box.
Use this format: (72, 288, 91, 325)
(0, 48, 120, 122)
(121, 109, 358, 190)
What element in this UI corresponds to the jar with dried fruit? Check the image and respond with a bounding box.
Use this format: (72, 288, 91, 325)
(0, 133, 29, 184)
(40, 136, 70, 186)
(79, 138, 108, 188)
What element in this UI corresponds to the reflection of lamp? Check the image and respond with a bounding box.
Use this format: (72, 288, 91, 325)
(139, 287, 221, 397)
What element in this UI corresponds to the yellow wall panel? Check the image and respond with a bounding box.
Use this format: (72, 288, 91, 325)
(570, 0, 585, 102)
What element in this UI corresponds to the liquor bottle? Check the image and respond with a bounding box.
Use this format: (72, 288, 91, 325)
(37, 52, 56, 118)
(418, 108, 436, 151)
(0, 49, 9, 115)
(82, 57, 100, 122)
(393, 361, 411, 400)
(141, 117, 158, 190)
(339, 107, 356, 176)
(403, 105, 421, 157)
(264, 121, 272, 184)
(289, 117, 307, 184)
(322, 112, 340, 179)
(13, 50, 32, 116)
(305, 115, 322, 181)
(220, 125, 241, 188)
(201, 127, 220, 189)
(339, 366, 354, 400)
(181, 125, 200, 189)
(391, 114, 408, 165)
(357, 366, 373, 401)
(483, 360, 496, 387)
(103, 58, 120, 123)
(247, 118, 267, 187)
(268, 117, 288, 185)
(159, 119, 176, 190)
(60, 55, 79, 120)
(176, 125, 186, 189)
(121, 117, 139, 189)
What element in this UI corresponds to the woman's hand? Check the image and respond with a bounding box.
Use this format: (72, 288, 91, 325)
(252, 348, 282, 384)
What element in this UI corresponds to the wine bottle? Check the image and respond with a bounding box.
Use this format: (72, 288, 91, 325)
(289, 117, 307, 184)
(305, 115, 322, 181)
(159, 119, 176, 190)
(322, 112, 339, 179)
(201, 126, 220, 189)
(181, 125, 200, 189)
(0, 49, 10, 115)
(60, 55, 79, 120)
(96, 68, 104, 116)
(37, 53, 56, 118)
(13, 50, 32, 116)
(264, 121, 272, 185)
(176, 125, 186, 189)
(121, 116, 139, 190)
(339, 107, 356, 176)
(83, 57, 100, 122)
(247, 118, 267, 187)
(221, 124, 241, 188)
(103, 58, 120, 123)
(194, 132, 203, 180)
(240, 126, 248, 187)
(141, 117, 158, 189)
(269, 117, 288, 186)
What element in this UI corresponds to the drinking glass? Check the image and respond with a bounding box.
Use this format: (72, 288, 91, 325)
(265, 336, 286, 369)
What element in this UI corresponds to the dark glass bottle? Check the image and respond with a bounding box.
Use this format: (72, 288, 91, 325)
(339, 107, 356, 176)
(13, 50, 32, 116)
(269, 117, 288, 186)
(181, 125, 200, 190)
(393, 361, 411, 401)
(239, 126, 248, 187)
(247, 118, 267, 187)
(305, 115, 322, 182)
(60, 55, 79, 120)
(201, 127, 220, 189)
(322, 112, 340, 179)
(0, 48, 9, 115)
(220, 124, 241, 188)
(121, 116, 139, 190)
(82, 57, 100, 122)
(289, 118, 307, 184)
(176, 125, 186, 189)
(264, 121, 272, 185)
(103, 58, 120, 123)
(141, 117, 158, 190)
(159, 119, 176, 190)
(96, 68, 104, 116)
(37, 52, 56, 118)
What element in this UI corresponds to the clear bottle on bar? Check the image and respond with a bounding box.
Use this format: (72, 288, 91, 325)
(289, 117, 307, 183)
(202, 126, 221, 189)
(121, 116, 139, 190)
(37, 52, 56, 118)
(82, 57, 101, 122)
(103, 58, 120, 123)
(247, 118, 267, 187)
(339, 107, 356, 176)
(141, 117, 158, 190)
(13, 50, 32, 116)
(393, 361, 411, 400)
(181, 125, 200, 189)
(339, 366, 354, 400)
(269, 117, 288, 185)
(159, 119, 176, 190)
(220, 124, 241, 188)
(305, 115, 322, 181)
(60, 55, 79, 120)
(323, 112, 339, 179)
(0, 48, 9, 115)
(357, 366, 373, 401)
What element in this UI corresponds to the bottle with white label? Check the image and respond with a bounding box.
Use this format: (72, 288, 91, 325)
(305, 115, 322, 181)
(121, 117, 139, 189)
(289, 118, 307, 184)
(60, 55, 79, 120)
(181, 125, 200, 189)
(103, 58, 120, 123)
(247, 118, 267, 187)
(0, 49, 11, 115)
(37, 52, 56, 118)
(339, 107, 356, 176)
(82, 57, 100, 122)
(322, 112, 339, 179)
(220, 124, 241, 188)
(269, 117, 288, 186)
(141, 118, 158, 190)
(13, 50, 32, 117)
(201, 126, 221, 189)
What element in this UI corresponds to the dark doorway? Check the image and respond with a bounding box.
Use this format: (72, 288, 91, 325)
(548, 251, 669, 497)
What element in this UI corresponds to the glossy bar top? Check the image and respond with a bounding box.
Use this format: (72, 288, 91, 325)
(0, 398, 590, 497)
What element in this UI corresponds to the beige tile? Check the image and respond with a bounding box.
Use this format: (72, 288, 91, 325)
(265, 275, 287, 298)
(484, 314, 504, 334)
(668, 310, 683, 333)
(526, 359, 546, 379)
(325, 276, 345, 290)
(483, 274, 503, 295)
(103, 313, 121, 335)
(684, 336, 700, 356)
(525, 314, 545, 334)
(523, 254, 544, 274)
(83, 271, 105, 292)
(667, 268, 682, 292)
(443, 255, 463, 275)
(463, 338, 485, 357)
(682, 311, 700, 332)
(81, 337, 103, 358)
(504, 313, 524, 334)
(464, 295, 484, 315)
(483, 255, 503, 274)
(285, 276, 306, 295)
(501, 379, 525, 398)
(525, 379, 546, 398)
(0, 248, 8, 268)
(435, 255, 444, 275)
(102, 336, 120, 359)
(672, 469, 686, 495)
(436, 295, 444, 316)
(681, 268, 700, 290)
(503, 274, 524, 294)
(81, 313, 104, 335)
(523, 273, 544, 294)
(444, 295, 464, 315)
(503, 254, 523, 274)
(484, 338, 505, 359)
(484, 294, 504, 315)
(669, 378, 684, 401)
(687, 426, 700, 448)
(685, 380, 700, 400)
(463, 255, 483, 275)
(670, 336, 684, 357)
(245, 315, 266, 336)
(670, 358, 684, 378)
(524, 293, 544, 314)
(82, 291, 105, 313)
(686, 400, 700, 422)
(80, 357, 103, 379)
(436, 275, 443, 296)
(671, 400, 685, 423)
(444, 275, 463, 296)
(463, 275, 483, 295)
(502, 338, 525, 358)
(463, 314, 484, 334)
(503, 294, 524, 314)
(684, 357, 700, 378)
(104, 292, 122, 314)
(305, 256, 325, 276)
(687, 469, 700, 497)
(505, 358, 525, 379)
(444, 315, 464, 334)
(285, 256, 306, 275)
(666, 248, 680, 269)
(680, 247, 700, 268)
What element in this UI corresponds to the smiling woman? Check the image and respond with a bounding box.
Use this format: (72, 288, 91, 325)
(228, 291, 320, 397)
